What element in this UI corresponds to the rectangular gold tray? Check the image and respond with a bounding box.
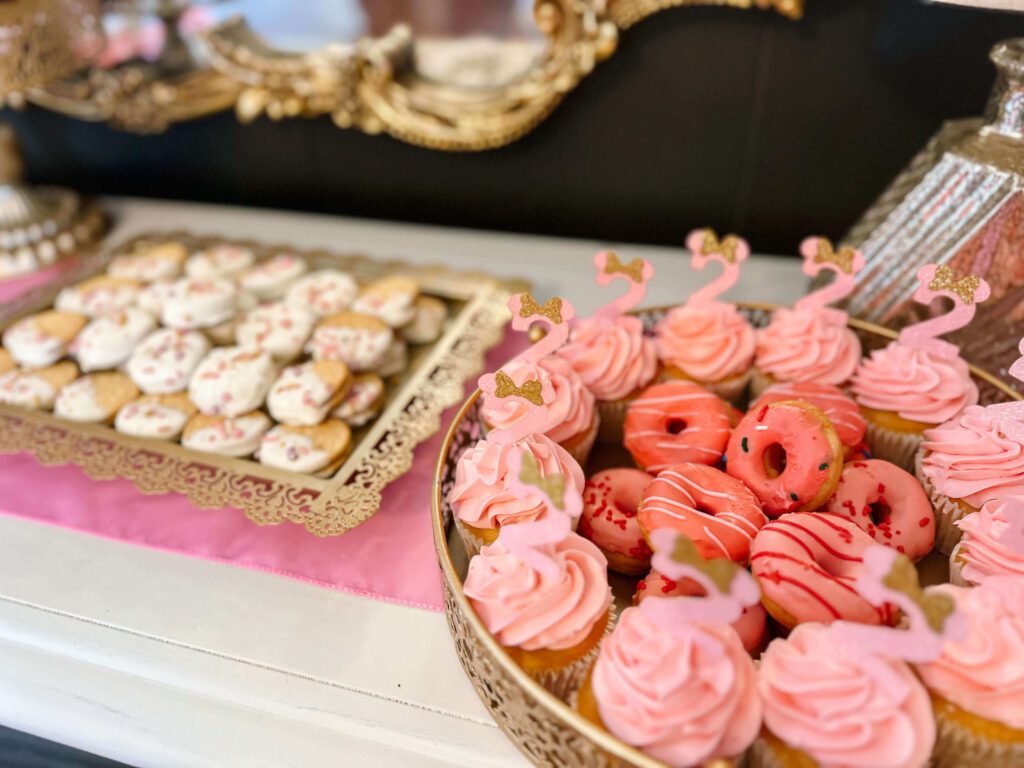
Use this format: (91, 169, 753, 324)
(0, 231, 519, 536)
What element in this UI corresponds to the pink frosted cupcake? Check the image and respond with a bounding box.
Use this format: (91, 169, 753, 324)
(464, 532, 612, 701)
(576, 605, 761, 767)
(558, 252, 658, 442)
(852, 344, 977, 471)
(914, 579, 1024, 766)
(949, 497, 1024, 587)
(752, 308, 861, 396)
(655, 230, 755, 405)
(916, 405, 1024, 554)
(448, 434, 584, 557)
(755, 622, 935, 768)
(479, 355, 598, 466)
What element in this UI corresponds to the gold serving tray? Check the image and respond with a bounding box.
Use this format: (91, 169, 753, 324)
(431, 304, 1020, 768)
(0, 231, 520, 536)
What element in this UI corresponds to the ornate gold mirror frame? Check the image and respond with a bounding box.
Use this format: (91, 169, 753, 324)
(8, 0, 802, 148)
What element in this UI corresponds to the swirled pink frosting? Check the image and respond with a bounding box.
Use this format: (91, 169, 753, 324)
(448, 434, 585, 530)
(558, 315, 657, 401)
(655, 302, 755, 383)
(852, 343, 977, 424)
(759, 623, 934, 768)
(921, 405, 1024, 507)
(755, 308, 861, 385)
(955, 498, 1024, 584)
(464, 533, 611, 651)
(479, 356, 596, 444)
(591, 606, 761, 767)
(915, 579, 1024, 729)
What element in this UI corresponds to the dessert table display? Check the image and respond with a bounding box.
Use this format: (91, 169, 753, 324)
(434, 234, 1023, 766)
(0, 197, 804, 767)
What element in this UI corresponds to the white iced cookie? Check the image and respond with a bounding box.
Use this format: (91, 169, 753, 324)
(266, 359, 352, 426)
(127, 328, 211, 394)
(160, 277, 237, 330)
(285, 270, 359, 317)
(107, 241, 187, 282)
(401, 295, 448, 344)
(188, 346, 277, 417)
(258, 420, 352, 475)
(331, 372, 385, 427)
(182, 411, 271, 457)
(3, 310, 87, 368)
(377, 338, 408, 377)
(70, 307, 157, 372)
(351, 276, 419, 328)
(237, 253, 308, 300)
(135, 280, 176, 315)
(54, 371, 140, 423)
(115, 392, 197, 440)
(235, 302, 316, 362)
(55, 276, 141, 317)
(185, 243, 255, 279)
(0, 361, 78, 409)
(305, 311, 393, 372)
(0, 348, 14, 375)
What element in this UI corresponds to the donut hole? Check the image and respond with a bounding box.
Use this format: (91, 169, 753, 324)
(762, 443, 788, 478)
(666, 418, 688, 435)
(868, 501, 892, 527)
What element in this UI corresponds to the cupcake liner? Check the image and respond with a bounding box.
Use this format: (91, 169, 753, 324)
(948, 542, 971, 587)
(747, 736, 783, 768)
(748, 369, 775, 400)
(454, 516, 484, 559)
(523, 609, 616, 702)
(932, 701, 1024, 768)
(915, 449, 973, 556)
(596, 398, 631, 444)
(704, 369, 752, 408)
(864, 420, 922, 472)
(563, 414, 599, 467)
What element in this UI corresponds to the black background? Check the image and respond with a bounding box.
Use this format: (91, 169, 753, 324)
(5, 0, 1024, 255)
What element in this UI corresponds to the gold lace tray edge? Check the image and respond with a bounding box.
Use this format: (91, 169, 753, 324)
(431, 304, 1019, 768)
(0, 230, 524, 537)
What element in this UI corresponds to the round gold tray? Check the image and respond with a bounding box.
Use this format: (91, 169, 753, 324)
(431, 303, 1019, 768)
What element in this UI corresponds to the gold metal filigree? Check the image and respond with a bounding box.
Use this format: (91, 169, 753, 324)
(928, 264, 983, 305)
(0, 231, 521, 536)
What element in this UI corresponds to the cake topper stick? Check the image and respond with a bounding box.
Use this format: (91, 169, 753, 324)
(898, 264, 990, 358)
(828, 545, 967, 667)
(982, 337, 1024, 442)
(685, 229, 749, 306)
(638, 529, 761, 655)
(793, 237, 866, 323)
(592, 251, 654, 319)
(497, 449, 581, 580)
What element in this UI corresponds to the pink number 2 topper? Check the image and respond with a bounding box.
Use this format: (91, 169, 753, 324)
(793, 236, 866, 325)
(828, 545, 967, 696)
(898, 263, 990, 359)
(684, 228, 750, 306)
(639, 529, 760, 656)
(592, 251, 654, 319)
(496, 449, 582, 581)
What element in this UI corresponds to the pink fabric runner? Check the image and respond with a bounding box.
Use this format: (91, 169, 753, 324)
(0, 334, 522, 612)
(0, 256, 83, 304)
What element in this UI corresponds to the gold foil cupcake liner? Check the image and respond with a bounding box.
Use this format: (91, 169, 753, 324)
(524, 610, 616, 703)
(597, 397, 632, 444)
(948, 542, 971, 587)
(747, 735, 783, 768)
(915, 448, 973, 556)
(454, 514, 581, 561)
(864, 420, 922, 472)
(656, 366, 751, 407)
(932, 704, 1024, 768)
(748, 369, 776, 400)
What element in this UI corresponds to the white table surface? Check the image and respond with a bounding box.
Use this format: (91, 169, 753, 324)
(0, 198, 805, 768)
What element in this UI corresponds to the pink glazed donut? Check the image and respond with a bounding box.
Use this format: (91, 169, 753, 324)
(634, 570, 768, 655)
(578, 468, 655, 575)
(822, 459, 935, 561)
(750, 381, 866, 457)
(623, 381, 734, 472)
(725, 400, 843, 517)
(750, 512, 897, 629)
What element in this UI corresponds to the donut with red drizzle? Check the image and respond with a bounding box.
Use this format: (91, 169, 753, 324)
(725, 400, 842, 516)
(750, 381, 866, 457)
(749, 511, 897, 628)
(623, 381, 733, 471)
(822, 459, 935, 561)
(578, 468, 654, 575)
(637, 463, 766, 564)
(633, 569, 768, 654)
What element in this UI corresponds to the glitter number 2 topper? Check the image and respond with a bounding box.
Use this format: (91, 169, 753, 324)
(898, 263, 990, 359)
(685, 228, 750, 306)
(592, 251, 654, 319)
(793, 237, 866, 324)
